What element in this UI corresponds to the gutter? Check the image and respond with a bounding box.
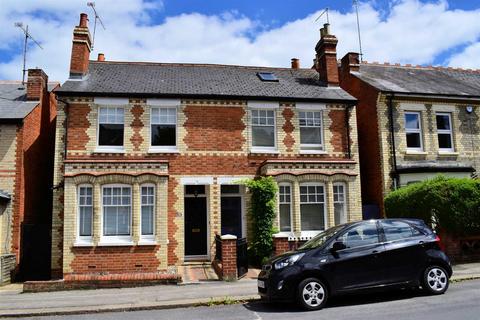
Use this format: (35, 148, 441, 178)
(346, 104, 353, 159)
(387, 93, 399, 189)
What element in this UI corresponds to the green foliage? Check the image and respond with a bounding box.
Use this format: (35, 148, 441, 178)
(385, 175, 480, 236)
(241, 176, 278, 265)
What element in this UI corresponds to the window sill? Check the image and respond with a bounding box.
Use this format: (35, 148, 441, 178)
(250, 148, 279, 154)
(73, 240, 94, 247)
(299, 149, 327, 155)
(138, 239, 158, 246)
(438, 151, 458, 156)
(94, 148, 125, 154)
(299, 231, 322, 240)
(148, 148, 179, 154)
(98, 238, 134, 246)
(405, 150, 427, 155)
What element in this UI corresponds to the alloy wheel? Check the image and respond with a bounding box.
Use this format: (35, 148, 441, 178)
(427, 267, 448, 292)
(302, 281, 325, 307)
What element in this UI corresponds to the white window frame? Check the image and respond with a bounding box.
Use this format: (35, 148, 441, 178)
(96, 106, 125, 152)
(333, 182, 347, 225)
(149, 106, 178, 152)
(250, 107, 278, 153)
(404, 111, 423, 151)
(140, 183, 156, 244)
(278, 183, 293, 235)
(99, 184, 133, 246)
(299, 182, 327, 238)
(298, 110, 324, 152)
(75, 184, 93, 246)
(435, 112, 454, 152)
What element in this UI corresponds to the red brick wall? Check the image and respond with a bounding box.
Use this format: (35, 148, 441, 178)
(329, 109, 349, 154)
(220, 238, 237, 280)
(184, 105, 245, 151)
(70, 246, 160, 274)
(340, 63, 384, 213)
(67, 103, 91, 151)
(10, 83, 57, 276)
(167, 177, 179, 265)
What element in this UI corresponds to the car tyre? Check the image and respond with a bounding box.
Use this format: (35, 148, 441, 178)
(297, 277, 328, 311)
(422, 265, 449, 295)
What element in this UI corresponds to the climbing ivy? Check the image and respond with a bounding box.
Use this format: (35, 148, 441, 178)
(241, 176, 278, 265)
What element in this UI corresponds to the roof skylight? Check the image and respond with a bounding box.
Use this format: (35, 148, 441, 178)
(257, 72, 279, 82)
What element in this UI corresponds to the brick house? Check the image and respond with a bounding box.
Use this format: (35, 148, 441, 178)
(0, 70, 58, 284)
(51, 14, 361, 280)
(339, 52, 480, 217)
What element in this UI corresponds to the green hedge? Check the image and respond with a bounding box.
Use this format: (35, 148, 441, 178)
(242, 176, 278, 265)
(385, 175, 480, 236)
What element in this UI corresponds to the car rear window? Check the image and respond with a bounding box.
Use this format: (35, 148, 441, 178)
(382, 221, 423, 242)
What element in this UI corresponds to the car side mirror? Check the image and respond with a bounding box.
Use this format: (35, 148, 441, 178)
(331, 241, 347, 252)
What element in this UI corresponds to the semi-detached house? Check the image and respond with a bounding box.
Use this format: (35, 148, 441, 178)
(51, 13, 361, 280)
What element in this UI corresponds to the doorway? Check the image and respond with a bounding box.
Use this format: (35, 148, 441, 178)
(184, 185, 208, 258)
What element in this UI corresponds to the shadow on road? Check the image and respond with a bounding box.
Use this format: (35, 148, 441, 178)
(244, 288, 429, 313)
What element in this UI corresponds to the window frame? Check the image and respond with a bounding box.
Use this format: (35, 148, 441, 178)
(76, 184, 94, 246)
(435, 112, 454, 152)
(140, 183, 156, 243)
(404, 111, 424, 151)
(333, 182, 347, 225)
(99, 184, 133, 245)
(278, 182, 293, 234)
(298, 110, 324, 152)
(380, 220, 424, 243)
(299, 182, 327, 236)
(250, 108, 277, 153)
(96, 106, 125, 152)
(149, 106, 178, 152)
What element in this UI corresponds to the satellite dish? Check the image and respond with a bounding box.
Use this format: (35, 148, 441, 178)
(466, 105, 473, 113)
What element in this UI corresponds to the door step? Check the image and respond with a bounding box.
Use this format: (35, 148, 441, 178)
(178, 264, 219, 284)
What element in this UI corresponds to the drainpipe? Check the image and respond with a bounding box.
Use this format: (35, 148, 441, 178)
(387, 93, 399, 189)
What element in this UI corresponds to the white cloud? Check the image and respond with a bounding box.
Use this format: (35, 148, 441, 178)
(0, 0, 479, 82)
(447, 43, 480, 69)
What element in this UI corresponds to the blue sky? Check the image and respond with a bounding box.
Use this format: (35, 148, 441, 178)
(0, 0, 479, 81)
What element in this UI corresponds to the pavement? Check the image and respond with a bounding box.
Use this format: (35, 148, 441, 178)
(0, 262, 479, 318)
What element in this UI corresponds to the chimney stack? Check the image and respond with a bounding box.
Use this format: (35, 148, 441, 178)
(26, 69, 48, 101)
(291, 58, 300, 69)
(314, 23, 339, 86)
(97, 53, 105, 61)
(69, 13, 92, 78)
(340, 52, 360, 79)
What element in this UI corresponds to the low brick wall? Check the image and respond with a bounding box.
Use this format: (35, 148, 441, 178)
(212, 234, 238, 281)
(273, 235, 307, 257)
(23, 272, 180, 292)
(0, 254, 16, 286)
(440, 232, 480, 263)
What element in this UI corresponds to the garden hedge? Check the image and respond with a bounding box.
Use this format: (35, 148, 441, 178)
(385, 175, 480, 236)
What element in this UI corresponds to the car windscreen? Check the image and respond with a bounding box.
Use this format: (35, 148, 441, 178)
(298, 224, 345, 250)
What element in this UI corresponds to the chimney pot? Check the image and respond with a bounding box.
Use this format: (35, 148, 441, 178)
(323, 23, 330, 35)
(98, 53, 105, 61)
(315, 23, 339, 86)
(291, 58, 300, 69)
(79, 13, 88, 28)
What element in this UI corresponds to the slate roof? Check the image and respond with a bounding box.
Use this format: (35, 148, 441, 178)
(57, 61, 356, 102)
(353, 64, 480, 98)
(0, 81, 59, 120)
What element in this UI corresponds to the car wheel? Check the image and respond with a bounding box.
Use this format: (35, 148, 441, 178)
(297, 277, 328, 311)
(422, 265, 449, 295)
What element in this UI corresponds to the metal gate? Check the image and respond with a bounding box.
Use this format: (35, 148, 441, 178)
(236, 238, 248, 278)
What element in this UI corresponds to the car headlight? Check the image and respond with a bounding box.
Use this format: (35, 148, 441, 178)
(274, 253, 305, 270)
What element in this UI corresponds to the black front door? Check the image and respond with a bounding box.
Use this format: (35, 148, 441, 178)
(221, 196, 242, 238)
(184, 197, 207, 256)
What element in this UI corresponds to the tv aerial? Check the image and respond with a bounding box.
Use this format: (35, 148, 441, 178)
(353, 0, 364, 62)
(87, 2, 106, 49)
(315, 8, 330, 24)
(14, 22, 43, 85)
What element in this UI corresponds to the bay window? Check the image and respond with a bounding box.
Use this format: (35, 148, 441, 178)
(102, 185, 132, 242)
(299, 183, 326, 231)
(279, 184, 292, 232)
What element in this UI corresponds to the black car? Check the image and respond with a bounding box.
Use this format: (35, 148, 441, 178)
(258, 219, 452, 310)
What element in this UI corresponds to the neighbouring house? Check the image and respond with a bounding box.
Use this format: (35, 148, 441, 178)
(51, 13, 361, 282)
(339, 52, 480, 217)
(0, 70, 58, 285)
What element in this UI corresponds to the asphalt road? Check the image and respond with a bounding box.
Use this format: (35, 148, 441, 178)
(11, 279, 480, 320)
